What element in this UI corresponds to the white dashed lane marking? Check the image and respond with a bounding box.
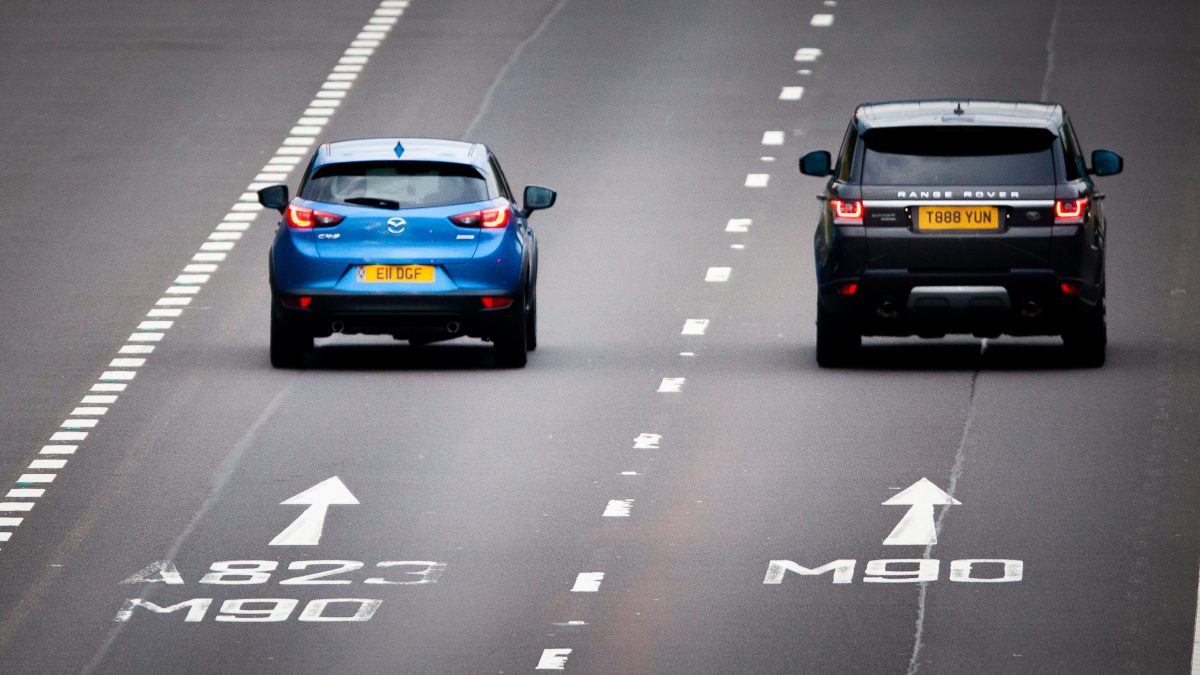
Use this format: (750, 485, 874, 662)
(779, 86, 804, 101)
(572, 573, 605, 592)
(795, 47, 822, 62)
(603, 499, 635, 517)
(811, 13, 834, 26)
(726, 218, 751, 233)
(682, 319, 709, 335)
(633, 433, 661, 449)
(657, 378, 686, 393)
(762, 131, 785, 145)
(745, 173, 769, 187)
(705, 267, 732, 282)
(0, 0, 411, 553)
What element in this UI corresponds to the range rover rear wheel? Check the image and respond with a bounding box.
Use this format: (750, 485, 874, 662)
(816, 300, 860, 368)
(1062, 302, 1106, 367)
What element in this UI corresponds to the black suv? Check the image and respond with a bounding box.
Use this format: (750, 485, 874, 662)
(800, 99, 1122, 367)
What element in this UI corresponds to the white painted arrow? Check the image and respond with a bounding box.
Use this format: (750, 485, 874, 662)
(269, 476, 359, 546)
(882, 478, 960, 546)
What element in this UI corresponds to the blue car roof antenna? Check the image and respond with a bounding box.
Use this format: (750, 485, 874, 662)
(394, 141, 405, 158)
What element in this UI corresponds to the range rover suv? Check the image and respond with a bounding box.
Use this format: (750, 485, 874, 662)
(799, 99, 1122, 367)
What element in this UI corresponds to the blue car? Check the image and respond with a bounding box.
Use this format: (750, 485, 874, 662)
(257, 137, 556, 368)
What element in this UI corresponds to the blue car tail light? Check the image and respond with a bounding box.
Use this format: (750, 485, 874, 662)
(286, 202, 345, 229)
(448, 199, 511, 229)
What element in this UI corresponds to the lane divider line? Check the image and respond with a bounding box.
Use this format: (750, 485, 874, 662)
(602, 500, 635, 517)
(0, 0, 412, 553)
(657, 378, 686, 393)
(571, 573, 605, 592)
(705, 267, 732, 282)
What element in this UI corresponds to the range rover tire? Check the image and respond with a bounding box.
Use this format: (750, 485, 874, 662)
(1062, 302, 1106, 367)
(816, 300, 860, 368)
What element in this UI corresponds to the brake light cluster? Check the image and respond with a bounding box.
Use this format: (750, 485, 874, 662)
(286, 203, 344, 229)
(831, 199, 864, 225)
(450, 203, 511, 229)
(1054, 198, 1088, 224)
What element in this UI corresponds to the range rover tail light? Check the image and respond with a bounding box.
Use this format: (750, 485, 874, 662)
(1054, 198, 1088, 224)
(831, 199, 864, 225)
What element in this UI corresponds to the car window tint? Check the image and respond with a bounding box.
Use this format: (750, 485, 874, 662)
(860, 126, 1056, 185)
(303, 161, 489, 208)
(488, 155, 514, 202)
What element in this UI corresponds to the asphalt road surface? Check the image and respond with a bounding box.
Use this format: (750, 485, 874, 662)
(1, 0, 1199, 672)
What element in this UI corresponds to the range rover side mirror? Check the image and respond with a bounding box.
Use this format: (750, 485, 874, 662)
(800, 150, 833, 177)
(258, 184, 289, 213)
(1089, 149, 1123, 176)
(522, 185, 557, 216)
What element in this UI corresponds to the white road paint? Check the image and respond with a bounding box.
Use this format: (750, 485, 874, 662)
(730, 244, 745, 250)
(7, 489, 44, 498)
(657, 378, 685, 393)
(572, 572, 605, 592)
(100, 371, 136, 381)
(71, 407, 107, 416)
(682, 319, 709, 335)
(762, 130, 785, 145)
(620, 471, 640, 476)
(705, 267, 732, 282)
(0, 503, 34, 512)
(725, 218, 751, 233)
(633, 433, 661, 449)
(745, 173, 770, 187)
(1193, 565, 1200, 673)
(603, 499, 634, 517)
(1, 0, 409, 557)
(29, 460, 66, 470)
(536, 648, 573, 670)
(811, 13, 834, 26)
(119, 344, 155, 353)
(269, 477, 359, 546)
(679, 351, 695, 356)
(883, 478, 961, 546)
(50, 431, 87, 442)
(794, 47, 823, 62)
(779, 86, 804, 101)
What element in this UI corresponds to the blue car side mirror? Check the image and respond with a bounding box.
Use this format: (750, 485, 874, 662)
(522, 185, 556, 216)
(1089, 149, 1123, 176)
(800, 150, 833, 177)
(258, 184, 290, 213)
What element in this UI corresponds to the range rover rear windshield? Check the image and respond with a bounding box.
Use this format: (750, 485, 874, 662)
(860, 126, 1057, 185)
(303, 161, 488, 208)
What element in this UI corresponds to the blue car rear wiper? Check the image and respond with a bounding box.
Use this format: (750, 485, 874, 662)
(344, 196, 401, 210)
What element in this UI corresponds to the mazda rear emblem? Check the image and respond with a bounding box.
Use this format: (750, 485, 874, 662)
(386, 216, 407, 234)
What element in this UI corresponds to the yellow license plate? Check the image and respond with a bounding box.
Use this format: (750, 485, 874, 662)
(916, 206, 1000, 231)
(358, 265, 435, 283)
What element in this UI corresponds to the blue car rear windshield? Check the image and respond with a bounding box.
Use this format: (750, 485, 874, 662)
(303, 161, 489, 208)
(860, 126, 1057, 185)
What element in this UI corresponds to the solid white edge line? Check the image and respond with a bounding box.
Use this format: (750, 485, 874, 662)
(1192, 564, 1200, 673)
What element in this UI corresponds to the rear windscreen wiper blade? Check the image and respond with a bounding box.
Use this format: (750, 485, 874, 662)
(344, 197, 401, 210)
